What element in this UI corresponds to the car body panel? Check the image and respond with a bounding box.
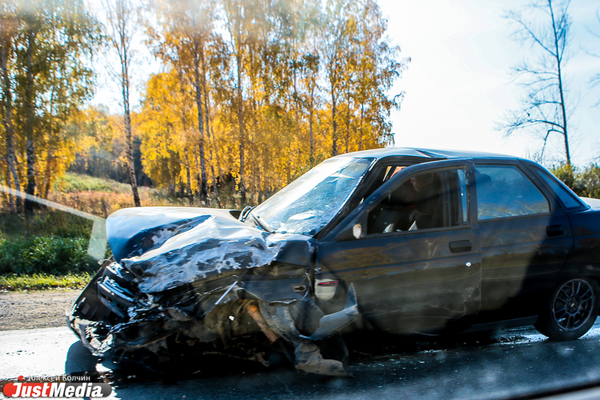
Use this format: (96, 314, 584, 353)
(68, 147, 600, 376)
(317, 159, 482, 334)
(474, 160, 575, 320)
(317, 226, 482, 334)
(557, 204, 600, 278)
(105, 207, 314, 294)
(106, 207, 237, 262)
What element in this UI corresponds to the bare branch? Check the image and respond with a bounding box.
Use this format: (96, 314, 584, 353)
(499, 0, 572, 165)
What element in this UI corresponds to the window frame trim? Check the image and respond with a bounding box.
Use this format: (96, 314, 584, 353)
(362, 163, 473, 238)
(473, 161, 556, 222)
(524, 161, 588, 212)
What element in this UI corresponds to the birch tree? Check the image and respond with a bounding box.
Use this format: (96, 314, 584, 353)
(0, 0, 21, 212)
(1, 0, 97, 212)
(147, 0, 219, 204)
(501, 0, 573, 165)
(135, 0, 407, 205)
(104, 0, 141, 206)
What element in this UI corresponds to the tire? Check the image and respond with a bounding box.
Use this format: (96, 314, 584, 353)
(535, 278, 600, 341)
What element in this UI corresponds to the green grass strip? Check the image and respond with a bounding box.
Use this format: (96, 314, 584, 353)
(0, 272, 91, 291)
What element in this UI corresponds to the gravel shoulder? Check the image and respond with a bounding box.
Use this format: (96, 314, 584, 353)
(0, 290, 80, 331)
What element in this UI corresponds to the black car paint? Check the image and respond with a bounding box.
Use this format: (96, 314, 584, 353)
(317, 159, 482, 334)
(69, 148, 600, 376)
(319, 154, 600, 334)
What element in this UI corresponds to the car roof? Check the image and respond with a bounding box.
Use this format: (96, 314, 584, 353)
(336, 147, 518, 161)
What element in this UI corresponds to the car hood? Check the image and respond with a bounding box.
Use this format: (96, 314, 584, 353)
(106, 207, 314, 293)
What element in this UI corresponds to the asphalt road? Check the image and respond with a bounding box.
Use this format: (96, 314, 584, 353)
(3, 323, 600, 400)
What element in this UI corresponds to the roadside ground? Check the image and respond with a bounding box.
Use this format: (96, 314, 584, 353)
(0, 290, 79, 331)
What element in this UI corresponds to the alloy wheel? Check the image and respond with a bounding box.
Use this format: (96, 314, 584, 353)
(552, 279, 595, 332)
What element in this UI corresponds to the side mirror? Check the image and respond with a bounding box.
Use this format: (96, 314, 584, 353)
(336, 220, 364, 242)
(352, 223, 362, 239)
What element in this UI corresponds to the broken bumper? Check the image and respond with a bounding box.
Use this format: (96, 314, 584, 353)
(68, 260, 358, 376)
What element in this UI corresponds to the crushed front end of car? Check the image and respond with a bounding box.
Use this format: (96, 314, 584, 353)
(68, 207, 357, 376)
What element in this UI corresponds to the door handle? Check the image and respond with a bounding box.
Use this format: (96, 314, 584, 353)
(546, 225, 564, 236)
(449, 240, 472, 253)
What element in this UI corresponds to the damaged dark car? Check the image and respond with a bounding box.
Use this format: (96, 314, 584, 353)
(68, 147, 600, 376)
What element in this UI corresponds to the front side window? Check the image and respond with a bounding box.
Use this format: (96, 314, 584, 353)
(367, 168, 468, 235)
(475, 165, 549, 220)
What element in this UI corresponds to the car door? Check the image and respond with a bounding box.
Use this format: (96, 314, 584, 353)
(316, 160, 482, 335)
(474, 160, 573, 322)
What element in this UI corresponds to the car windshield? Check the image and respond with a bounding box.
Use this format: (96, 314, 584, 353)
(251, 157, 374, 236)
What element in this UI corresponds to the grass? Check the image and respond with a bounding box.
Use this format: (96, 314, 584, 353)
(47, 172, 205, 218)
(0, 172, 241, 291)
(0, 175, 136, 291)
(53, 172, 133, 193)
(47, 172, 244, 218)
(0, 236, 100, 275)
(0, 209, 94, 239)
(0, 209, 103, 284)
(0, 272, 92, 291)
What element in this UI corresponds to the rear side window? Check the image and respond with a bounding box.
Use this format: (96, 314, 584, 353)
(531, 166, 587, 211)
(475, 165, 550, 220)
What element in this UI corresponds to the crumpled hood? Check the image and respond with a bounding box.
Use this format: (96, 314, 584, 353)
(106, 207, 238, 262)
(106, 207, 313, 293)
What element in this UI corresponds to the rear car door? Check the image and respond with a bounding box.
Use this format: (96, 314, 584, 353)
(474, 160, 573, 322)
(316, 160, 482, 335)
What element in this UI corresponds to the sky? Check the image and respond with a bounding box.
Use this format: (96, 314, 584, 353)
(377, 0, 600, 167)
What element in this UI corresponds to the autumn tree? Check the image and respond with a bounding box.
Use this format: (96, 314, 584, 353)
(320, 0, 402, 157)
(147, 0, 223, 205)
(351, 0, 404, 150)
(135, 0, 406, 207)
(37, 4, 97, 199)
(321, 0, 349, 157)
(137, 71, 193, 197)
(17, 0, 44, 211)
(0, 0, 21, 212)
(221, 0, 255, 203)
(500, 0, 573, 165)
(0, 0, 98, 212)
(103, 0, 141, 206)
(277, 0, 322, 176)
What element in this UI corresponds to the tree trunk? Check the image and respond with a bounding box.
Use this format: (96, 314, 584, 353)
(345, 101, 351, 154)
(185, 163, 193, 205)
(309, 106, 314, 163)
(292, 60, 300, 125)
(359, 103, 364, 151)
(116, 0, 140, 207)
(42, 146, 54, 199)
(0, 36, 20, 212)
(549, 2, 570, 165)
(124, 111, 140, 206)
(331, 87, 338, 157)
(193, 43, 208, 204)
(308, 80, 315, 163)
(24, 32, 36, 213)
(194, 153, 201, 197)
(236, 43, 246, 205)
(4, 166, 13, 211)
(5, 135, 20, 211)
(200, 48, 220, 202)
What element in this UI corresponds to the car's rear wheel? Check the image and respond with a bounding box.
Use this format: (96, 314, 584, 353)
(535, 278, 599, 341)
